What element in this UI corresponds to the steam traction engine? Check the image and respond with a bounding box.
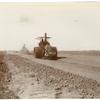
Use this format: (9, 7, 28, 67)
(34, 33, 57, 59)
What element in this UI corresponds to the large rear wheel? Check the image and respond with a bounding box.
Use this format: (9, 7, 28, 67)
(48, 47, 57, 60)
(34, 47, 44, 58)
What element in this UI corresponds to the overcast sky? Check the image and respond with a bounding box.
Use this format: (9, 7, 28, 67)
(0, 2, 100, 51)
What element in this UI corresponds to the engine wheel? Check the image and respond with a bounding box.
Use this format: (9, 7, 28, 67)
(48, 47, 57, 60)
(34, 47, 44, 58)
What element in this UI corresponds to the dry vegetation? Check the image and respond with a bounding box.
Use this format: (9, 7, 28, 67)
(0, 52, 18, 99)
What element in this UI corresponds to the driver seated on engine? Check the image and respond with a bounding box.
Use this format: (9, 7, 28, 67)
(39, 39, 44, 47)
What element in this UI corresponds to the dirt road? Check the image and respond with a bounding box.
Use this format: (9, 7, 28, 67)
(5, 51, 100, 98)
(12, 51, 100, 82)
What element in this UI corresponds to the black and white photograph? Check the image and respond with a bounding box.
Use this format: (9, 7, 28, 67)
(0, 1, 100, 99)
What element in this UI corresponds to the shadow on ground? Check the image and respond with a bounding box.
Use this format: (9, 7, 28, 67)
(39, 56, 67, 60)
(57, 56, 67, 60)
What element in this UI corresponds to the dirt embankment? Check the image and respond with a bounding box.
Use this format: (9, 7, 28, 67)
(8, 54, 100, 98)
(0, 52, 18, 99)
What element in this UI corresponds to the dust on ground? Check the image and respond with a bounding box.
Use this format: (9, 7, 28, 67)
(5, 52, 100, 98)
(0, 51, 100, 98)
